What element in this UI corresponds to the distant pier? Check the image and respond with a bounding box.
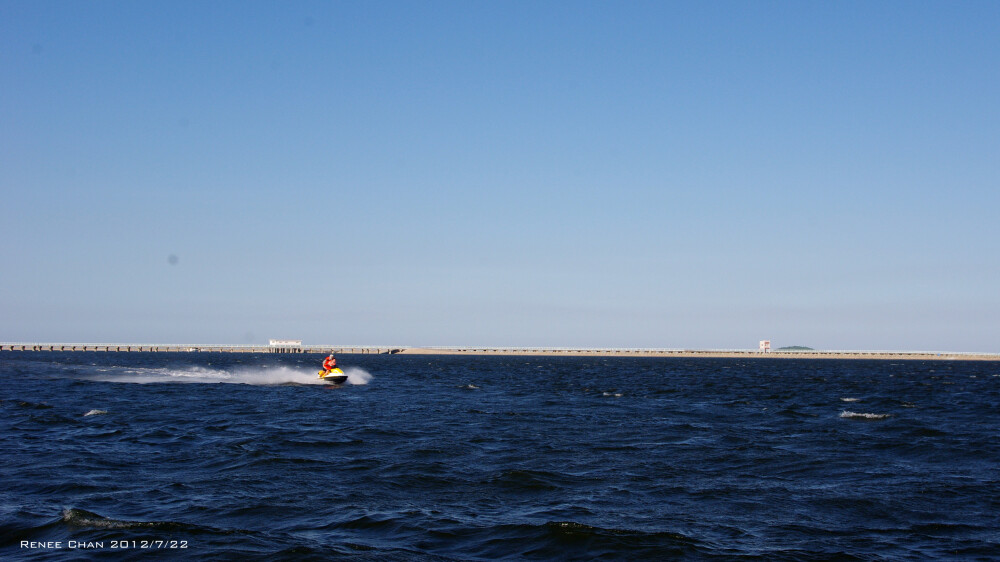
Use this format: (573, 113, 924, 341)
(0, 343, 404, 354)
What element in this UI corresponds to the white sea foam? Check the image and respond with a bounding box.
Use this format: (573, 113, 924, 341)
(840, 411, 890, 420)
(344, 367, 372, 385)
(840, 398, 860, 402)
(83, 409, 107, 416)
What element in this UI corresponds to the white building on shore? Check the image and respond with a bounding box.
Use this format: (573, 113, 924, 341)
(269, 339, 302, 347)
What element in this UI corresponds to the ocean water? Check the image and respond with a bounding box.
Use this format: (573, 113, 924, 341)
(2, 352, 998, 560)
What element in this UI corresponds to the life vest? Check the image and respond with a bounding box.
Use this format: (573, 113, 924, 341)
(323, 356, 336, 370)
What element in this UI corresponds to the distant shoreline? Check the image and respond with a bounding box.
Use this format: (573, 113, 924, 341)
(399, 348, 1000, 361)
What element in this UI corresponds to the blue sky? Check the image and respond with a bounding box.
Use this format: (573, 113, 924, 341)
(2, 1, 998, 351)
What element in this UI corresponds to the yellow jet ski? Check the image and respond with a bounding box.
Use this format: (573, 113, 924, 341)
(318, 367, 347, 384)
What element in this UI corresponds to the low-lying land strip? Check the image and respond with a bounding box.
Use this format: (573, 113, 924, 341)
(399, 348, 1000, 360)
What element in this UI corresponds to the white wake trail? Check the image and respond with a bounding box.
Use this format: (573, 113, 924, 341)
(81, 365, 335, 386)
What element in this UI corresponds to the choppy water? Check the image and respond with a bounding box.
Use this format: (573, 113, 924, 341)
(2, 352, 999, 560)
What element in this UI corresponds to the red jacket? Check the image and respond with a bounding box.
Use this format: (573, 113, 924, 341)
(323, 356, 336, 370)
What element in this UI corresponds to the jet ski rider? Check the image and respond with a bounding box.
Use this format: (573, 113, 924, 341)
(322, 354, 337, 375)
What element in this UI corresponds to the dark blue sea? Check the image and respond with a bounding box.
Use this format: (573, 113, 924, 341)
(2, 352, 998, 560)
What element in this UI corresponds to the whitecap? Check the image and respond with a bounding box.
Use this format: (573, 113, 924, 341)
(840, 398, 860, 402)
(840, 411, 890, 420)
(83, 409, 107, 417)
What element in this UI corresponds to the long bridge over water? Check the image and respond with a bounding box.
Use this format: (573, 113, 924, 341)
(0, 343, 404, 354)
(2, 343, 998, 361)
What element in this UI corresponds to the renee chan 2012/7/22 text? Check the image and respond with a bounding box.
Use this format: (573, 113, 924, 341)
(21, 540, 189, 550)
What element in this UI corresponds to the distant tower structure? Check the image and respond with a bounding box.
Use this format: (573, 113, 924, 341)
(759, 340, 771, 353)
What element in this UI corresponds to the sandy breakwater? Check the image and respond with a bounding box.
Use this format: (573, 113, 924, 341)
(398, 348, 1000, 361)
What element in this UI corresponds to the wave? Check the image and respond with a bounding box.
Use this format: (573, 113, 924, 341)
(11, 400, 53, 409)
(83, 409, 107, 416)
(840, 411, 891, 420)
(461, 520, 700, 559)
(326, 516, 701, 558)
(59, 508, 255, 538)
(62, 508, 195, 530)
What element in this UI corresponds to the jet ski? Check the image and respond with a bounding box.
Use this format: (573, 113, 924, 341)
(318, 368, 347, 384)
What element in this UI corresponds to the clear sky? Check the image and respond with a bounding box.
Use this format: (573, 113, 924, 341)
(2, 1, 998, 351)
